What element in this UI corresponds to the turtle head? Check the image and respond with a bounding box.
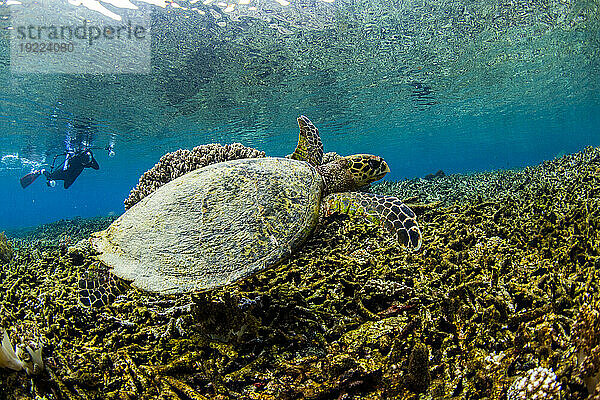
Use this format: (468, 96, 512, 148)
(317, 154, 390, 195)
(344, 154, 390, 187)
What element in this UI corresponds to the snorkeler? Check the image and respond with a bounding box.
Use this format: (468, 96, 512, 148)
(20, 114, 115, 189)
(20, 149, 101, 189)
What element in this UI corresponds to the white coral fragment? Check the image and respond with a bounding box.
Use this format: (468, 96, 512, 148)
(0, 329, 24, 371)
(0, 328, 44, 374)
(25, 340, 44, 375)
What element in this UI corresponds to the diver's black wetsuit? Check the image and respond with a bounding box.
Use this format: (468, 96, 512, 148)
(20, 149, 99, 189)
(44, 150, 99, 189)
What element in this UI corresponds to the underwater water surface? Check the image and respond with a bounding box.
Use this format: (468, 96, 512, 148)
(0, 0, 598, 229)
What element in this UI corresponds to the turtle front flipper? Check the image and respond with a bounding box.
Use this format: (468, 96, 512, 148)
(289, 115, 324, 166)
(321, 192, 422, 250)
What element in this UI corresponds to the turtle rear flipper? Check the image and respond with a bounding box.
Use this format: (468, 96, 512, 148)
(289, 115, 324, 166)
(78, 265, 124, 307)
(321, 192, 422, 250)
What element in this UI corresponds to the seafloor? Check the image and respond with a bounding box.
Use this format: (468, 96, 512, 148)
(1, 146, 600, 399)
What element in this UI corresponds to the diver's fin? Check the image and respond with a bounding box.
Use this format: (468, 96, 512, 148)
(63, 175, 76, 189)
(20, 171, 42, 189)
(89, 153, 99, 170)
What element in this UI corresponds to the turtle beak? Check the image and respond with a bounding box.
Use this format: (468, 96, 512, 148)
(368, 156, 390, 179)
(381, 159, 391, 174)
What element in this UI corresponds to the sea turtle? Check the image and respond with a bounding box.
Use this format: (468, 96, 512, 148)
(88, 116, 422, 296)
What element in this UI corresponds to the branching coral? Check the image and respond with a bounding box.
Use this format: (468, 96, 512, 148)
(574, 297, 600, 394)
(2, 146, 599, 398)
(124, 143, 265, 209)
(0, 232, 13, 264)
(507, 367, 561, 400)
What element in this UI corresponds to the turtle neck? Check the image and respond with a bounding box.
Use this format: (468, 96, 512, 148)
(316, 158, 357, 196)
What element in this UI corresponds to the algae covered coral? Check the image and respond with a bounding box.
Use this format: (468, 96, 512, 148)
(1, 146, 600, 399)
(0, 231, 13, 264)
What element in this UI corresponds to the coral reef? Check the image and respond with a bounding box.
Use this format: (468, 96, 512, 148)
(6, 216, 116, 252)
(124, 143, 265, 209)
(424, 169, 446, 181)
(0, 146, 599, 399)
(375, 145, 600, 207)
(573, 295, 600, 395)
(0, 231, 13, 264)
(507, 367, 561, 399)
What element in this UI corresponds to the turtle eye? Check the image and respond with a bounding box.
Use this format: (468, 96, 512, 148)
(368, 158, 382, 171)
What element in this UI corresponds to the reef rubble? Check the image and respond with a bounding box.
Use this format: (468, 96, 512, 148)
(1, 146, 599, 399)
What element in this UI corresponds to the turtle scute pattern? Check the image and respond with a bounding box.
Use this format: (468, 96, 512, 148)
(322, 192, 422, 250)
(77, 264, 123, 307)
(92, 158, 323, 294)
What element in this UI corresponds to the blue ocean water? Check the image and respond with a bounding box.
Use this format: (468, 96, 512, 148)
(0, 0, 599, 230)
